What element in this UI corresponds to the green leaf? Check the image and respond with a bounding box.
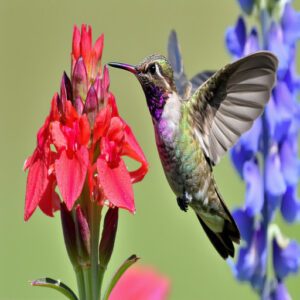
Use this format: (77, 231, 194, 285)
(102, 254, 139, 300)
(31, 277, 79, 300)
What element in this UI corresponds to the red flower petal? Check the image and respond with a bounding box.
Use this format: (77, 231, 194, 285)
(107, 94, 119, 117)
(93, 106, 112, 143)
(81, 24, 92, 67)
(102, 65, 110, 94)
(79, 115, 91, 146)
(50, 121, 68, 151)
(109, 266, 170, 300)
(38, 177, 60, 217)
(72, 26, 81, 61)
(24, 156, 49, 221)
(93, 34, 104, 64)
(50, 93, 60, 121)
(97, 157, 135, 213)
(60, 72, 73, 113)
(107, 117, 125, 145)
(55, 147, 89, 210)
(122, 123, 149, 183)
(65, 100, 79, 126)
(37, 116, 51, 150)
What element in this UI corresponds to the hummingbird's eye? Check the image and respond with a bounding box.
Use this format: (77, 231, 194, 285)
(148, 64, 156, 75)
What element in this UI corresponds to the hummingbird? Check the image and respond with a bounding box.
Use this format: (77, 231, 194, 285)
(108, 31, 278, 259)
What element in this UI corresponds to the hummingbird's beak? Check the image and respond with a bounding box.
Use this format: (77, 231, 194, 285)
(107, 62, 137, 75)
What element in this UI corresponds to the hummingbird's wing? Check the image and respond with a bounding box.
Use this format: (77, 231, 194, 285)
(168, 30, 191, 97)
(187, 51, 278, 165)
(168, 31, 215, 98)
(190, 71, 215, 93)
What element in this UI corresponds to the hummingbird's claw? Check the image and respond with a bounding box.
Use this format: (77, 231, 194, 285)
(177, 194, 190, 212)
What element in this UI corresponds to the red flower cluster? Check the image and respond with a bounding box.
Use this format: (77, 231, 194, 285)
(24, 25, 148, 221)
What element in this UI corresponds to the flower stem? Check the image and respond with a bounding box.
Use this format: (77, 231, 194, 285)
(98, 265, 106, 299)
(83, 267, 93, 300)
(89, 200, 101, 300)
(75, 267, 86, 300)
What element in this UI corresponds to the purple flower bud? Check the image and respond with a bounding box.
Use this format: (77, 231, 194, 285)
(72, 57, 88, 101)
(60, 202, 78, 267)
(75, 205, 91, 259)
(83, 85, 99, 126)
(99, 208, 118, 269)
(74, 97, 84, 115)
(60, 72, 73, 113)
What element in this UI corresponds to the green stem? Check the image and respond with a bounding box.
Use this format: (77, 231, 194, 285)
(89, 200, 101, 300)
(83, 267, 92, 300)
(98, 265, 106, 299)
(75, 267, 86, 300)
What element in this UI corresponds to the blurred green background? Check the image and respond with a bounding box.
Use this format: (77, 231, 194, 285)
(1, 0, 300, 299)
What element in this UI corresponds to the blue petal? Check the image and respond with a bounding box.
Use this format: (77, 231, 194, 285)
(266, 150, 287, 196)
(238, 0, 255, 15)
(240, 117, 262, 153)
(233, 225, 267, 289)
(281, 185, 300, 223)
(243, 160, 264, 215)
(268, 22, 290, 79)
(232, 208, 254, 244)
(273, 81, 295, 121)
(250, 226, 267, 291)
(225, 17, 246, 57)
(282, 3, 300, 46)
(266, 194, 281, 223)
(266, 96, 291, 143)
(235, 246, 256, 281)
(270, 282, 291, 300)
(273, 238, 300, 280)
(280, 136, 298, 186)
(244, 28, 260, 55)
(230, 143, 253, 178)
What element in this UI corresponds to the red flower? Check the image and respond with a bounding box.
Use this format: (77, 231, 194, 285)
(24, 25, 148, 220)
(109, 266, 170, 300)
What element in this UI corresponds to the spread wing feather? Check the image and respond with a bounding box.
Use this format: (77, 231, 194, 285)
(187, 51, 278, 165)
(168, 30, 215, 98)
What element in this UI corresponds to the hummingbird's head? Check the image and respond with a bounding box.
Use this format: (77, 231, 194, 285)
(108, 55, 176, 121)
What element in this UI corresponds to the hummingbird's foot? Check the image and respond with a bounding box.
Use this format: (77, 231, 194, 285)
(177, 192, 192, 212)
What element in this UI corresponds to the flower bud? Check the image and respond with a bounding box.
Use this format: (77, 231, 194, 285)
(99, 208, 118, 269)
(60, 203, 78, 268)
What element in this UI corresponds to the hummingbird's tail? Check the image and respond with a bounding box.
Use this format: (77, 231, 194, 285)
(196, 190, 240, 259)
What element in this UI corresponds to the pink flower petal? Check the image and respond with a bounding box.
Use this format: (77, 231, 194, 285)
(55, 147, 89, 210)
(109, 266, 170, 300)
(97, 157, 135, 212)
(24, 156, 49, 221)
